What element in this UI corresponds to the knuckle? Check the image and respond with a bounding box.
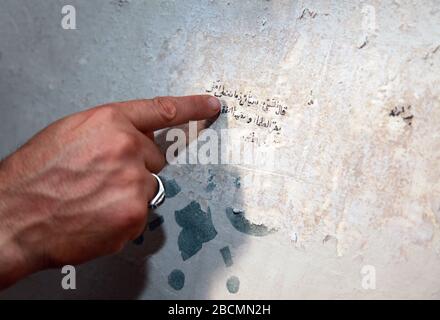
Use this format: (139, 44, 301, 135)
(122, 202, 146, 229)
(96, 106, 120, 123)
(121, 166, 146, 184)
(152, 96, 177, 122)
(153, 153, 166, 173)
(113, 132, 139, 155)
(158, 153, 167, 169)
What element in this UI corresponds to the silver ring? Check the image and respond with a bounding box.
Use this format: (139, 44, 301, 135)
(149, 174, 165, 209)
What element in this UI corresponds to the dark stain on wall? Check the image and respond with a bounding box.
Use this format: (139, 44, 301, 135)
(160, 176, 182, 198)
(148, 215, 164, 231)
(220, 246, 233, 267)
(168, 269, 185, 291)
(225, 207, 276, 237)
(175, 201, 217, 260)
(226, 276, 240, 294)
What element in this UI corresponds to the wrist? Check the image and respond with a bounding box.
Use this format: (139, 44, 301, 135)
(0, 228, 30, 289)
(0, 170, 44, 289)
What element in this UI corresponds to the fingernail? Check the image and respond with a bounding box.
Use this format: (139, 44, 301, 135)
(207, 96, 221, 112)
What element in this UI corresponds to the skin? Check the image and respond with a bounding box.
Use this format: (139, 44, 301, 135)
(0, 95, 221, 289)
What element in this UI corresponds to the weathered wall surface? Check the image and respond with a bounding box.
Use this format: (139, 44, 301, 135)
(0, 0, 439, 299)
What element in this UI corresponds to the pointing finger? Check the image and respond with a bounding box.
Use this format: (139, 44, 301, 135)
(113, 95, 221, 132)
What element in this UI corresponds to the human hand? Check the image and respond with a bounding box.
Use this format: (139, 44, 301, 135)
(0, 95, 220, 288)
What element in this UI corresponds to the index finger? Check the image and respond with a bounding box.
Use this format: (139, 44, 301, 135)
(113, 95, 221, 132)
